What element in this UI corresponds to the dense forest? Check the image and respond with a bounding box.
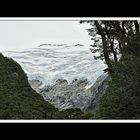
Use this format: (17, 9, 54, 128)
(0, 53, 93, 119)
(80, 20, 140, 119)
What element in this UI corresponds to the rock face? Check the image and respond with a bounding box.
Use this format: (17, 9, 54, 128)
(29, 79, 43, 93)
(83, 74, 111, 112)
(29, 73, 110, 112)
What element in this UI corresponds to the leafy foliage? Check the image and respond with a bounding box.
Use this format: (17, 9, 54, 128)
(55, 108, 93, 119)
(80, 20, 140, 69)
(80, 20, 140, 119)
(95, 33, 140, 119)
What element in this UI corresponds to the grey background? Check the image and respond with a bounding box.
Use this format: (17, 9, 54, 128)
(0, 21, 92, 51)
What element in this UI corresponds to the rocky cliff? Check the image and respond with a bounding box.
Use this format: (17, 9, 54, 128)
(29, 73, 110, 112)
(83, 74, 110, 112)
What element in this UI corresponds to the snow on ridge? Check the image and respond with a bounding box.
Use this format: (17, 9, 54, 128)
(2, 44, 107, 88)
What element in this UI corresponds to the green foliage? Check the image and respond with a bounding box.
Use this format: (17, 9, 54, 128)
(55, 108, 93, 119)
(0, 53, 92, 119)
(81, 112, 94, 119)
(95, 33, 140, 119)
(0, 53, 57, 119)
(80, 20, 140, 69)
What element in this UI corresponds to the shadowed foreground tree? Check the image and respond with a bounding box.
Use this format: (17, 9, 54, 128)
(95, 33, 140, 119)
(80, 20, 140, 119)
(80, 20, 140, 69)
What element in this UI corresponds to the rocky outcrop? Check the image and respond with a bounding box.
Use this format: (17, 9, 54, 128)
(83, 74, 111, 112)
(29, 73, 110, 112)
(29, 79, 43, 93)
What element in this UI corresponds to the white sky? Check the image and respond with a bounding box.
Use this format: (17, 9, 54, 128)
(0, 20, 92, 51)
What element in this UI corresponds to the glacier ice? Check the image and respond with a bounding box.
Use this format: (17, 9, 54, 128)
(2, 44, 107, 88)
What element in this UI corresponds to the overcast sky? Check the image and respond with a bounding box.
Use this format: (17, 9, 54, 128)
(0, 21, 92, 51)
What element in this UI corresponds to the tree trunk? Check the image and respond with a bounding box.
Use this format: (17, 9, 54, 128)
(110, 38, 118, 62)
(95, 21, 112, 68)
(118, 40, 122, 50)
(134, 21, 139, 34)
(102, 35, 112, 68)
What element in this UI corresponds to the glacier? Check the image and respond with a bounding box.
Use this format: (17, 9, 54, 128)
(2, 44, 107, 87)
(2, 44, 108, 111)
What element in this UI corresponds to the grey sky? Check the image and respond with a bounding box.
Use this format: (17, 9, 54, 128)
(0, 21, 92, 51)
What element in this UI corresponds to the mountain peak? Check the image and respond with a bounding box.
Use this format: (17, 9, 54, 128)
(38, 43, 84, 47)
(38, 44, 67, 47)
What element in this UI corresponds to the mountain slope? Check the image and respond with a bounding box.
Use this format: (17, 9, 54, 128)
(0, 53, 92, 119)
(2, 44, 107, 112)
(3, 44, 107, 88)
(0, 53, 56, 119)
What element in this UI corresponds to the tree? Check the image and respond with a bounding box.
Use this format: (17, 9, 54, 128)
(80, 20, 140, 70)
(80, 20, 140, 119)
(95, 33, 140, 119)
